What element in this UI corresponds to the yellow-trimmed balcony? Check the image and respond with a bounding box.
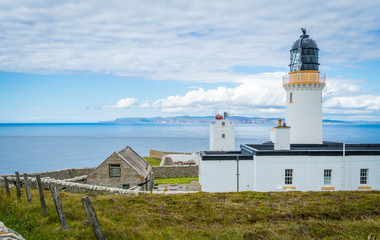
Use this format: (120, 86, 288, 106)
(283, 71, 326, 85)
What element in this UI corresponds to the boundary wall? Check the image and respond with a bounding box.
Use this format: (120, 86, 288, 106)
(1, 167, 95, 179)
(152, 165, 198, 178)
(149, 149, 193, 159)
(0, 176, 137, 196)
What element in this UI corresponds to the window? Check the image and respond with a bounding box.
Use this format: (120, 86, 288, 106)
(324, 169, 332, 185)
(122, 184, 130, 189)
(222, 121, 225, 126)
(222, 134, 225, 138)
(360, 169, 368, 184)
(289, 92, 293, 103)
(109, 164, 121, 177)
(285, 169, 293, 185)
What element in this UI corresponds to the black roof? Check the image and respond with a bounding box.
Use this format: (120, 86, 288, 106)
(243, 143, 380, 156)
(200, 151, 253, 160)
(201, 142, 380, 160)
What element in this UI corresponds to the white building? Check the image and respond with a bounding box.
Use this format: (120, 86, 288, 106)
(199, 29, 380, 192)
(209, 114, 235, 151)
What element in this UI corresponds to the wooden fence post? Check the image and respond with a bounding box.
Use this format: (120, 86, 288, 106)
(81, 196, 105, 240)
(36, 175, 48, 216)
(50, 184, 69, 231)
(3, 177, 10, 197)
(15, 172, 21, 199)
(149, 172, 153, 193)
(23, 174, 32, 204)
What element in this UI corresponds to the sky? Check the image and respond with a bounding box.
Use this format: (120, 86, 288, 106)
(1, 0, 380, 123)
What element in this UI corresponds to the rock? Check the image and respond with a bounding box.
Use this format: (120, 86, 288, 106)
(0, 221, 26, 240)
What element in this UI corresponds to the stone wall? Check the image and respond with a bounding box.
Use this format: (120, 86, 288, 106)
(0, 167, 95, 180)
(152, 165, 198, 178)
(0, 165, 199, 187)
(0, 176, 138, 196)
(149, 149, 193, 159)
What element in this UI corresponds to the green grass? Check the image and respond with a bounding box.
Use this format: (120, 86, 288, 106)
(0, 187, 379, 239)
(143, 157, 161, 166)
(154, 177, 199, 184)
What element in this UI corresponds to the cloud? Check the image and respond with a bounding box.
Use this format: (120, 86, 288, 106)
(323, 78, 380, 111)
(139, 102, 151, 108)
(324, 95, 380, 110)
(151, 74, 380, 118)
(152, 72, 286, 115)
(0, 1, 379, 81)
(102, 97, 138, 109)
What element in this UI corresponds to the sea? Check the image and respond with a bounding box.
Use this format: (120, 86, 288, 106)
(0, 123, 380, 175)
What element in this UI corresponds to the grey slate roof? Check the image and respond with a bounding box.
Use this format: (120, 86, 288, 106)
(118, 146, 152, 178)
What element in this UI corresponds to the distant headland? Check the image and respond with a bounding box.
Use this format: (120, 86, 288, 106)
(99, 116, 380, 125)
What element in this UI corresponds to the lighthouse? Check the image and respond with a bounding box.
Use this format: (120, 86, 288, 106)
(210, 113, 235, 151)
(283, 28, 326, 144)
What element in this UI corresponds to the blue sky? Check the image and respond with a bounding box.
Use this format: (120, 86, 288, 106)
(1, 0, 380, 122)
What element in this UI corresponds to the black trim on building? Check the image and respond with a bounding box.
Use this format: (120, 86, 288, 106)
(201, 142, 380, 160)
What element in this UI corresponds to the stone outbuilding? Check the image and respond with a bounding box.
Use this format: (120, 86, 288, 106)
(87, 146, 152, 189)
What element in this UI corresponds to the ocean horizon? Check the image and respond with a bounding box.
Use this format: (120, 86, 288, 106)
(1, 122, 380, 175)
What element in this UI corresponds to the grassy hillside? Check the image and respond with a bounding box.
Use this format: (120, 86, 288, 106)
(143, 157, 161, 166)
(154, 177, 198, 184)
(0, 187, 379, 239)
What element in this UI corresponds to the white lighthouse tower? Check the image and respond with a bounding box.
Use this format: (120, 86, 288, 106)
(210, 113, 235, 151)
(283, 28, 326, 144)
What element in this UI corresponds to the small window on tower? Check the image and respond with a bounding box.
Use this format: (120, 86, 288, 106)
(290, 92, 293, 103)
(222, 121, 225, 126)
(222, 134, 225, 138)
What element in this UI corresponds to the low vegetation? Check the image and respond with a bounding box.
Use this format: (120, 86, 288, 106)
(0, 187, 379, 239)
(154, 177, 199, 184)
(143, 157, 161, 166)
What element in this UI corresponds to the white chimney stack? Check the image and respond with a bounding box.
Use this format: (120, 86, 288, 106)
(274, 119, 291, 150)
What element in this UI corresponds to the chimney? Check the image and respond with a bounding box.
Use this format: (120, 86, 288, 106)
(278, 118, 282, 127)
(274, 124, 290, 151)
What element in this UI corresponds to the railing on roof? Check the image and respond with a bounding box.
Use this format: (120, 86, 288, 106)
(283, 72, 326, 85)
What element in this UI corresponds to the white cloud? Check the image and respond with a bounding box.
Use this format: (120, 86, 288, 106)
(324, 95, 380, 110)
(139, 102, 151, 108)
(102, 97, 138, 109)
(0, 0, 379, 82)
(323, 78, 380, 111)
(150, 74, 380, 118)
(152, 72, 286, 114)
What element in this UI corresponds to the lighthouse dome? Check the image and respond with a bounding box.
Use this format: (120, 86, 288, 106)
(289, 29, 320, 72)
(291, 37, 318, 51)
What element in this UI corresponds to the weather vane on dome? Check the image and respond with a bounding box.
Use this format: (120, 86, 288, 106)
(301, 28, 307, 36)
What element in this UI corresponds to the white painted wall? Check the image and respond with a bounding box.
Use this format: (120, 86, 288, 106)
(255, 155, 380, 191)
(239, 160, 254, 191)
(200, 160, 237, 192)
(200, 154, 380, 192)
(345, 155, 380, 190)
(274, 127, 290, 150)
(284, 84, 325, 144)
(270, 129, 275, 142)
(210, 120, 235, 151)
(200, 159, 253, 192)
